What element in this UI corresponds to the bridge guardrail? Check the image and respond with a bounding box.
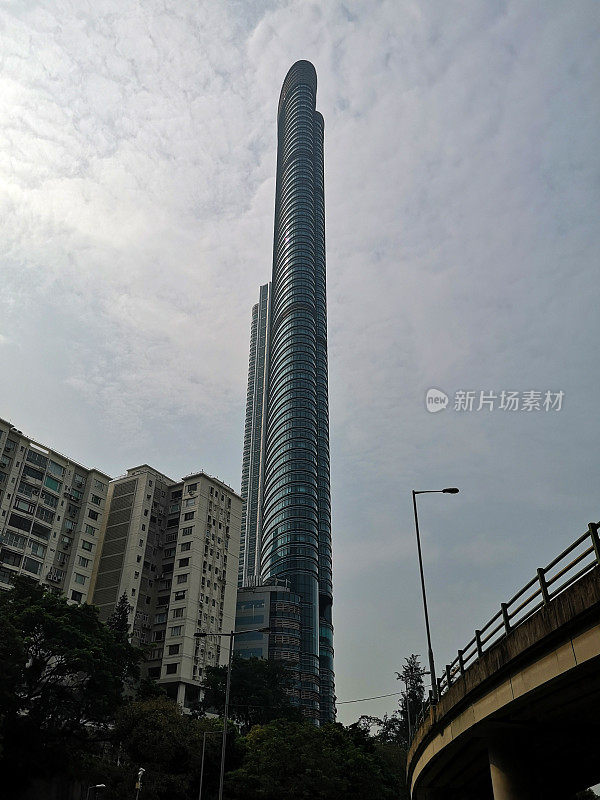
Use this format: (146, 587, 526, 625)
(413, 521, 600, 736)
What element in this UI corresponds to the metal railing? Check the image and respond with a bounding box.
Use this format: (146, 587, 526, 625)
(413, 521, 600, 736)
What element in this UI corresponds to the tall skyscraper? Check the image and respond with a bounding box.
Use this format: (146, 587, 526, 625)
(239, 61, 334, 723)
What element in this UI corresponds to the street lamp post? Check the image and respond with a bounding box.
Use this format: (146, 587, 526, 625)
(412, 488, 459, 703)
(195, 626, 269, 800)
(135, 767, 145, 800)
(198, 730, 221, 800)
(86, 785, 105, 800)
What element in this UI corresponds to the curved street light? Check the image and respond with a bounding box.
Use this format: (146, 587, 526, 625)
(412, 488, 460, 703)
(195, 627, 270, 800)
(86, 785, 105, 800)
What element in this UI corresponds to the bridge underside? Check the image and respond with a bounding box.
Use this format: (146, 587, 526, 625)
(415, 651, 600, 799)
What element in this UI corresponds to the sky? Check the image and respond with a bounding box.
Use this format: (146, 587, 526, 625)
(1, 0, 599, 726)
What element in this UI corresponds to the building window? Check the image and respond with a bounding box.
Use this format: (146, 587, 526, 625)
(168, 644, 180, 655)
(81, 540, 93, 552)
(44, 476, 61, 493)
(71, 590, 83, 603)
(165, 663, 177, 674)
(14, 498, 35, 514)
(187, 483, 197, 493)
(74, 573, 87, 585)
(178, 558, 190, 568)
(172, 607, 184, 618)
(3, 532, 26, 550)
(88, 510, 99, 521)
(77, 556, 90, 568)
(23, 465, 43, 481)
(182, 526, 193, 536)
(1, 551, 22, 568)
(30, 542, 46, 558)
(26, 450, 48, 469)
(155, 612, 167, 624)
(180, 541, 191, 552)
(91, 494, 101, 505)
(170, 626, 182, 637)
(39, 491, 58, 509)
(73, 473, 85, 488)
(184, 512, 195, 521)
(174, 590, 186, 600)
(176, 574, 188, 584)
(152, 630, 164, 641)
(47, 461, 65, 477)
(84, 524, 96, 536)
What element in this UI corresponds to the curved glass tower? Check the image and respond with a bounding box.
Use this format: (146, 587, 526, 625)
(239, 61, 334, 723)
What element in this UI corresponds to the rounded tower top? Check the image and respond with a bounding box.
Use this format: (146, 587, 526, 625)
(278, 60, 317, 117)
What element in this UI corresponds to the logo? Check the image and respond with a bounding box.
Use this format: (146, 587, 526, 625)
(426, 388, 449, 413)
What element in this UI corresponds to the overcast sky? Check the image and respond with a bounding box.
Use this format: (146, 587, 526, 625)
(2, 0, 599, 725)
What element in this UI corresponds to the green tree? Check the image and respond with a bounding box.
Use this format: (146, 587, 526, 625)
(396, 653, 426, 746)
(199, 654, 303, 731)
(356, 714, 409, 800)
(90, 697, 232, 800)
(226, 719, 398, 800)
(107, 591, 133, 640)
(0, 577, 142, 795)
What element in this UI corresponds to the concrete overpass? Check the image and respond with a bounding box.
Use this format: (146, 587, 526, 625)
(407, 522, 600, 799)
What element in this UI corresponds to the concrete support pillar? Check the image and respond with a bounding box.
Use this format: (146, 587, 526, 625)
(488, 737, 535, 800)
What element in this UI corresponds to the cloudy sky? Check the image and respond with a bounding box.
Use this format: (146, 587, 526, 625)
(2, 0, 599, 724)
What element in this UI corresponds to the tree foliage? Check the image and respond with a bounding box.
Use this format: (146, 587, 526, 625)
(88, 697, 233, 800)
(199, 654, 303, 731)
(396, 653, 426, 746)
(0, 577, 142, 795)
(106, 591, 133, 640)
(226, 719, 399, 800)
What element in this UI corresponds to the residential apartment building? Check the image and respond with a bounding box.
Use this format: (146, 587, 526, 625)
(91, 465, 241, 708)
(0, 417, 110, 602)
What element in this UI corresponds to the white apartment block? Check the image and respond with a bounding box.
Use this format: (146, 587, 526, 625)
(91, 465, 241, 708)
(0, 417, 110, 602)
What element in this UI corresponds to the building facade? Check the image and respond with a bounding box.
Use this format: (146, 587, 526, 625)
(235, 580, 302, 704)
(91, 465, 241, 708)
(0, 417, 110, 602)
(239, 282, 271, 588)
(239, 61, 335, 723)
